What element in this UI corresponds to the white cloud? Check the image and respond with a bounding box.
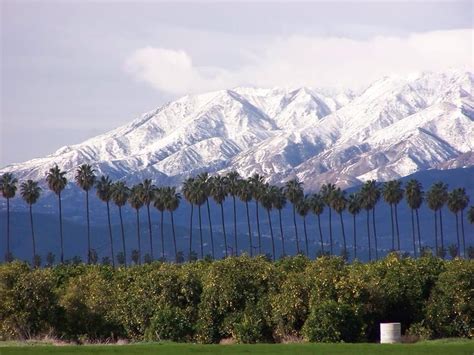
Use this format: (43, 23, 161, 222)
(125, 29, 473, 95)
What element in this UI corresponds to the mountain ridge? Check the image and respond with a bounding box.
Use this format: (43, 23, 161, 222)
(1, 69, 473, 191)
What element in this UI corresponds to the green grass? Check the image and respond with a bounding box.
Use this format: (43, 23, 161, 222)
(1, 340, 473, 355)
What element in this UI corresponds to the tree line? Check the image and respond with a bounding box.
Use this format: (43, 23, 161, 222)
(1, 164, 473, 266)
(0, 255, 472, 343)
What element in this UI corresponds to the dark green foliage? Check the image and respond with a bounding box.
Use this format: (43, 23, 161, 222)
(144, 307, 193, 342)
(426, 259, 473, 338)
(302, 300, 364, 342)
(0, 262, 59, 340)
(0, 256, 472, 343)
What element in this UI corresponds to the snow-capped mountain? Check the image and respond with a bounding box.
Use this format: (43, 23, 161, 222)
(2, 69, 473, 190)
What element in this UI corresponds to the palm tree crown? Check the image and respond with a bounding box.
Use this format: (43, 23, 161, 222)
(20, 180, 41, 205)
(1, 172, 18, 199)
(46, 165, 67, 195)
(96, 175, 113, 202)
(75, 164, 96, 191)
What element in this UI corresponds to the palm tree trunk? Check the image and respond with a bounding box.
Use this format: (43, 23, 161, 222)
(29, 204, 36, 265)
(303, 216, 308, 257)
(6, 197, 10, 261)
(59, 192, 64, 264)
(171, 212, 177, 262)
(339, 212, 346, 258)
(246, 201, 252, 256)
(147, 204, 153, 261)
(461, 209, 466, 258)
(434, 211, 438, 254)
(220, 203, 228, 258)
(198, 205, 203, 259)
(256, 200, 261, 254)
(455, 212, 460, 258)
(352, 214, 356, 260)
(267, 209, 275, 261)
(416, 209, 421, 255)
(86, 190, 91, 264)
(279, 209, 285, 257)
(318, 214, 324, 255)
(293, 205, 300, 254)
(160, 210, 164, 259)
(390, 203, 395, 250)
(136, 209, 141, 265)
(328, 208, 333, 255)
(119, 206, 126, 267)
(366, 209, 371, 261)
(411, 209, 416, 258)
(395, 203, 400, 251)
(372, 207, 378, 260)
(439, 209, 444, 258)
(233, 196, 238, 256)
(206, 198, 214, 259)
(189, 203, 194, 260)
(106, 201, 115, 268)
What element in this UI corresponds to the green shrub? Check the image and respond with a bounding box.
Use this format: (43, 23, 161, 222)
(0, 262, 59, 339)
(406, 321, 432, 341)
(426, 259, 473, 338)
(232, 304, 269, 344)
(59, 266, 122, 340)
(270, 272, 310, 339)
(144, 307, 193, 342)
(302, 300, 363, 343)
(196, 256, 276, 343)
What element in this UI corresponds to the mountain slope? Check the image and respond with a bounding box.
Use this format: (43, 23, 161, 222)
(1, 69, 473, 190)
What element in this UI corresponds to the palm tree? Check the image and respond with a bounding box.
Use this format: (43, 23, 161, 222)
(96, 175, 115, 267)
(129, 184, 144, 265)
(153, 187, 166, 259)
(193, 178, 207, 259)
(382, 180, 404, 251)
(331, 188, 347, 258)
(182, 177, 196, 259)
(226, 171, 241, 256)
(260, 184, 277, 260)
(20, 180, 41, 265)
(320, 183, 336, 255)
(249, 173, 265, 254)
(360, 180, 381, 261)
(426, 182, 448, 257)
(468, 206, 474, 224)
(75, 164, 96, 264)
(140, 179, 156, 260)
(237, 179, 253, 256)
(272, 186, 287, 257)
(405, 179, 423, 257)
(209, 175, 229, 258)
(296, 195, 311, 256)
(46, 165, 68, 263)
(447, 188, 469, 258)
(1, 173, 18, 261)
(162, 186, 181, 262)
(197, 172, 215, 259)
(111, 181, 130, 266)
(458, 190, 470, 258)
(284, 178, 304, 255)
(347, 192, 361, 259)
(309, 193, 325, 256)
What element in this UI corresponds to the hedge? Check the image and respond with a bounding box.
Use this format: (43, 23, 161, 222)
(0, 254, 472, 343)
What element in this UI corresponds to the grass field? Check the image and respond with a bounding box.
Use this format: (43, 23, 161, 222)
(0, 340, 473, 355)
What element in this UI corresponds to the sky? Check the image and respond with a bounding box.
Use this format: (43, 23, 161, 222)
(1, 0, 472, 167)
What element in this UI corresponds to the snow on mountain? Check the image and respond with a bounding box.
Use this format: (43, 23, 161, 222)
(1, 69, 473, 191)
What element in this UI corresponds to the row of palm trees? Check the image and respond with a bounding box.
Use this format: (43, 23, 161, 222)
(1, 165, 473, 265)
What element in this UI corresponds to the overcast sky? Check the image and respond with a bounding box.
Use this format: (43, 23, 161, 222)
(1, 0, 472, 166)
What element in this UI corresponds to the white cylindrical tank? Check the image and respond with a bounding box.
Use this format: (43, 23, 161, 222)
(380, 323, 401, 344)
